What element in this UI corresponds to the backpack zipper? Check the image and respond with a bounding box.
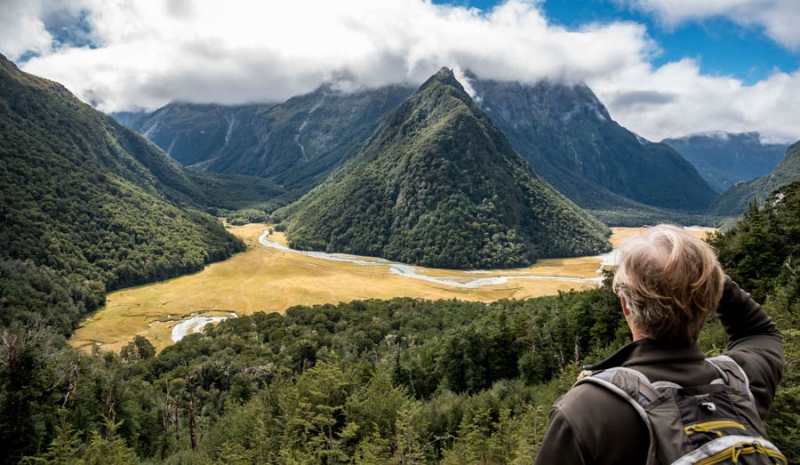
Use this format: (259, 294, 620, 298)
(693, 441, 787, 465)
(685, 420, 746, 437)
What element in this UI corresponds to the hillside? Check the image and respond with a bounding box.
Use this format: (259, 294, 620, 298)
(0, 54, 247, 334)
(467, 75, 719, 212)
(663, 132, 788, 192)
(282, 68, 611, 269)
(709, 141, 800, 216)
(118, 85, 415, 202)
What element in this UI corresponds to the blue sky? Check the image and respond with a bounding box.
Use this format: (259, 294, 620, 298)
(437, 0, 798, 84)
(1, 0, 798, 142)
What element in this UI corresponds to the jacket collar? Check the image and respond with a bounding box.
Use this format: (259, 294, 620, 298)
(585, 338, 706, 371)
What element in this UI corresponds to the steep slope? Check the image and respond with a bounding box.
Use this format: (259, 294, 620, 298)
(117, 85, 415, 200)
(663, 132, 788, 192)
(467, 75, 719, 212)
(282, 68, 611, 269)
(0, 54, 247, 331)
(710, 141, 800, 216)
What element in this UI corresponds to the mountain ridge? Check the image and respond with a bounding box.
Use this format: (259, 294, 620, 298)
(465, 73, 719, 212)
(281, 67, 611, 269)
(709, 140, 800, 215)
(0, 53, 251, 333)
(662, 131, 788, 192)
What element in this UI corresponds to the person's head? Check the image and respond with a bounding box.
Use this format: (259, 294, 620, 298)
(612, 225, 724, 345)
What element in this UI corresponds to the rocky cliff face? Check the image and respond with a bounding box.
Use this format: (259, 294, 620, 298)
(467, 74, 719, 212)
(117, 85, 415, 201)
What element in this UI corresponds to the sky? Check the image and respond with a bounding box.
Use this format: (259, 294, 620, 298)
(0, 0, 798, 143)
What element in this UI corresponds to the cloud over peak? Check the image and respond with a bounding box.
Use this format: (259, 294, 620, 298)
(1, 0, 798, 143)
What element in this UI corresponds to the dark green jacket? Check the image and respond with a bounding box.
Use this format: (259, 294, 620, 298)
(533, 276, 784, 464)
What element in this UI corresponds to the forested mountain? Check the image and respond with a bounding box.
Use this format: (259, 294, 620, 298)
(466, 74, 719, 212)
(709, 141, 800, 215)
(116, 85, 416, 202)
(0, 53, 252, 335)
(662, 132, 788, 192)
(281, 68, 611, 269)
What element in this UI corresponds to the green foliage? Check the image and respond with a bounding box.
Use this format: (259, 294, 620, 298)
(3, 54, 796, 461)
(0, 259, 104, 336)
(710, 180, 800, 462)
(709, 181, 800, 302)
(0, 53, 247, 338)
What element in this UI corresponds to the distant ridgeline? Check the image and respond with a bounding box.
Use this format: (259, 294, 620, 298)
(662, 132, 788, 193)
(0, 54, 279, 335)
(279, 68, 612, 269)
(710, 141, 800, 216)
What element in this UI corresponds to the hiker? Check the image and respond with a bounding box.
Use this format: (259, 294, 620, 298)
(533, 225, 784, 465)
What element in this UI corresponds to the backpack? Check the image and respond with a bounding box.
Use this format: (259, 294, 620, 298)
(576, 355, 787, 465)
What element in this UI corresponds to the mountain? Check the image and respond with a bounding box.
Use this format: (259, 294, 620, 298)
(709, 141, 800, 216)
(117, 85, 416, 201)
(662, 132, 788, 192)
(466, 75, 719, 212)
(0, 53, 251, 333)
(118, 75, 719, 222)
(281, 68, 611, 269)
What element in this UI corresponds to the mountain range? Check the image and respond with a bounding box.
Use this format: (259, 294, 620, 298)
(662, 132, 788, 192)
(116, 74, 720, 220)
(468, 75, 719, 212)
(118, 85, 415, 205)
(710, 141, 800, 216)
(281, 68, 611, 269)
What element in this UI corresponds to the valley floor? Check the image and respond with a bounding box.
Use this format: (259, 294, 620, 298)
(70, 224, 715, 353)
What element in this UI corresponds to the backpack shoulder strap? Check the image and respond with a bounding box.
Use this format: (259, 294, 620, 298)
(706, 354, 754, 402)
(575, 367, 661, 465)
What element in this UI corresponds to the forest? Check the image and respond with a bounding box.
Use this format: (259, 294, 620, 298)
(1, 181, 799, 464)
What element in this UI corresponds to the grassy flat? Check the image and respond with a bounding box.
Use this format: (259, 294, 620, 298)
(70, 224, 714, 353)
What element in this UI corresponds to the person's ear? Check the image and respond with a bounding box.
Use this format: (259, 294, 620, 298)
(619, 293, 631, 317)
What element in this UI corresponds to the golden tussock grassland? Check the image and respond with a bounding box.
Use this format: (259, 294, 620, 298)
(70, 224, 715, 353)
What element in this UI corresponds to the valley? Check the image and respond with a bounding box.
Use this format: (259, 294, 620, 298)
(70, 224, 714, 353)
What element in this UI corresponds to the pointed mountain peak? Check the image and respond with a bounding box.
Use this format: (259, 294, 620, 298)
(282, 68, 610, 269)
(419, 66, 466, 94)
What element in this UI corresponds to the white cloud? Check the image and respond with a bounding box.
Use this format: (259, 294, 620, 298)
(589, 59, 800, 143)
(1, 0, 798, 143)
(619, 0, 800, 49)
(0, 0, 54, 58)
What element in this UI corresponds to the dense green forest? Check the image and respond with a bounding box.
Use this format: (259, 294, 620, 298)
(2, 181, 799, 464)
(283, 68, 611, 269)
(0, 53, 291, 336)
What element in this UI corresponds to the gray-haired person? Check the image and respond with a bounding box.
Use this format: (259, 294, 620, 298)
(534, 225, 784, 464)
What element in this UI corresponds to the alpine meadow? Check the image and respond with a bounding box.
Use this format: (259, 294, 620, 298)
(1, 2, 800, 464)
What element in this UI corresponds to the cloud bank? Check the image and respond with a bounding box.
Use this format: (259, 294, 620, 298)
(1, 0, 798, 142)
(618, 0, 800, 49)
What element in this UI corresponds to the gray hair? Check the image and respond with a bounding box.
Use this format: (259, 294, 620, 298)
(612, 225, 724, 344)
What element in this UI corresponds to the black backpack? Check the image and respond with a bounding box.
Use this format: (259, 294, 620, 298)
(576, 355, 787, 465)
